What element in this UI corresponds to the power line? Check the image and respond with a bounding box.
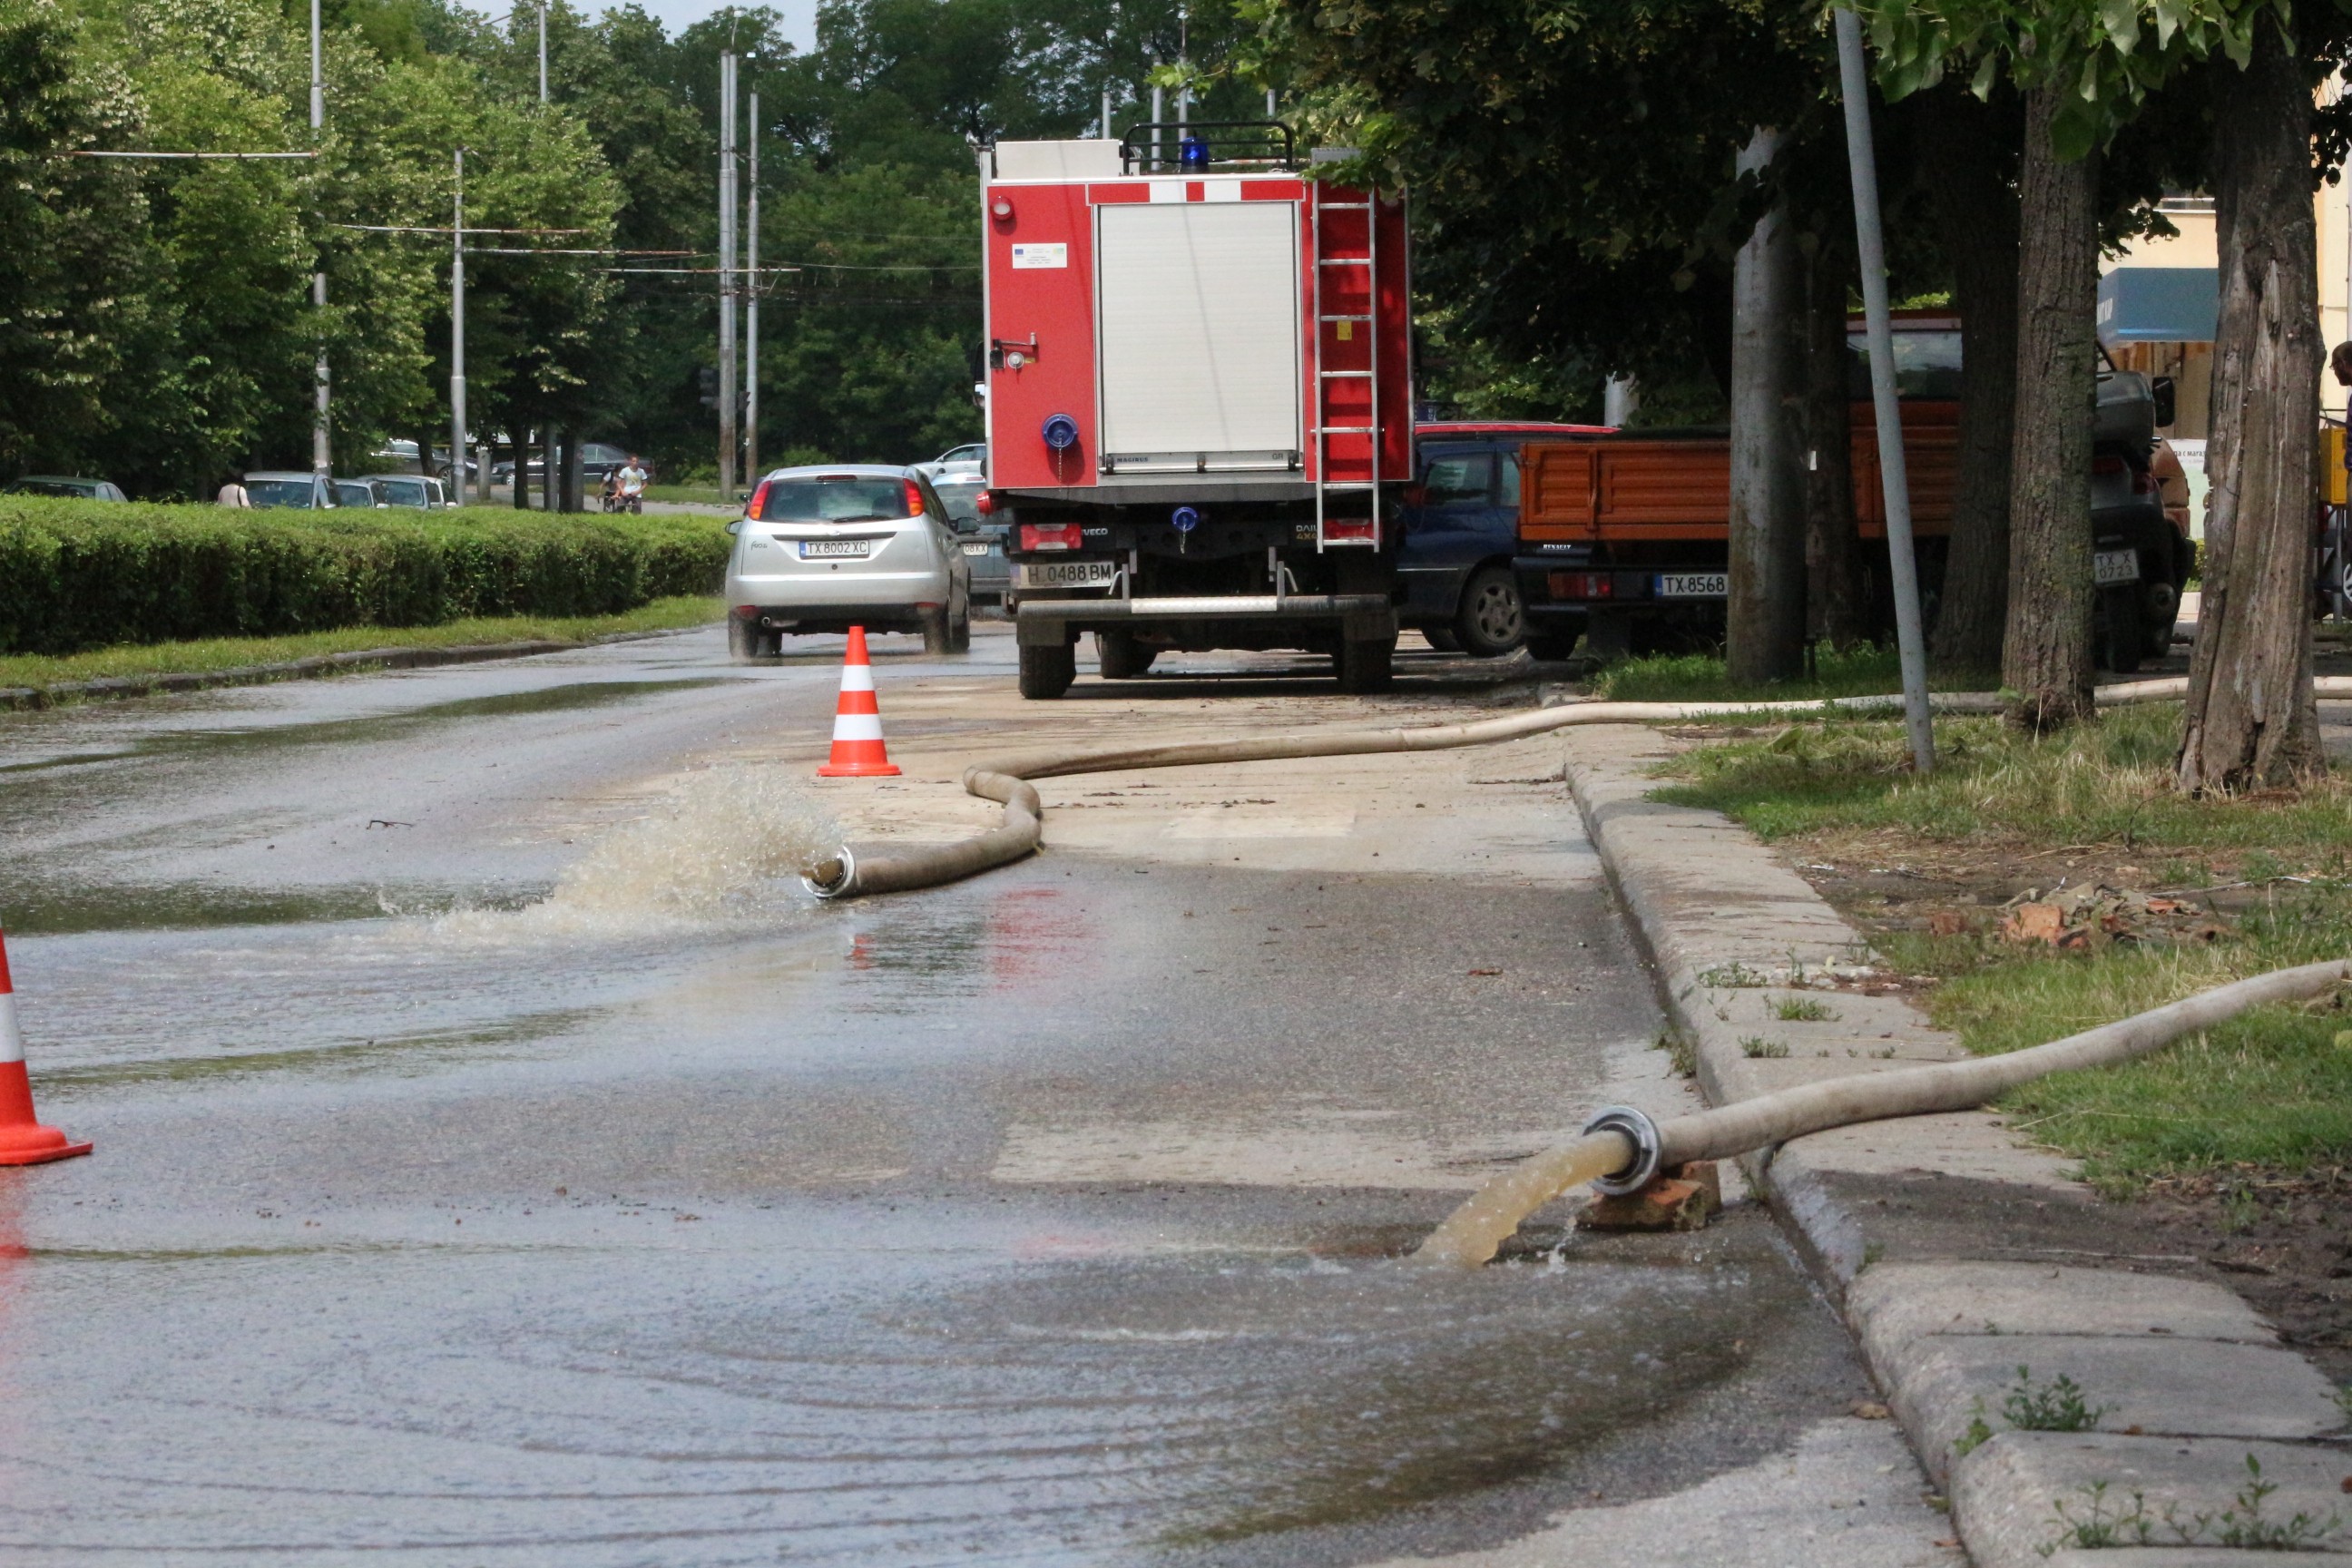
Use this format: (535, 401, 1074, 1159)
(341, 222, 590, 235)
(69, 150, 317, 160)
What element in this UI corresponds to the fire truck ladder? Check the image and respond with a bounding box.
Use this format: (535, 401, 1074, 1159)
(1311, 191, 1378, 552)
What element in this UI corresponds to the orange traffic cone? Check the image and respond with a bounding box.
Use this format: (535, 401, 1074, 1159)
(0, 929, 90, 1165)
(817, 626, 902, 778)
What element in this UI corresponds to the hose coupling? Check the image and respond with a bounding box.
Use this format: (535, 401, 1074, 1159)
(1582, 1105, 1664, 1196)
(801, 847, 857, 899)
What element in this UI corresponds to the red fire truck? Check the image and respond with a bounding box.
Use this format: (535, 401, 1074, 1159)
(979, 124, 1415, 698)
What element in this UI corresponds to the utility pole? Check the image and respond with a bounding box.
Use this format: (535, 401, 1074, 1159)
(745, 86, 760, 485)
(1725, 126, 1808, 686)
(1102, 87, 1112, 138)
(1835, 8, 1934, 769)
(450, 149, 466, 509)
(537, 0, 548, 103)
(717, 50, 738, 499)
(310, 0, 329, 483)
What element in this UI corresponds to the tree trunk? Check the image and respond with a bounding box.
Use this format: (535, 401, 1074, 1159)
(2179, 17, 2324, 790)
(2001, 85, 2099, 730)
(1924, 81, 2021, 679)
(1805, 235, 1864, 650)
(1727, 128, 1809, 683)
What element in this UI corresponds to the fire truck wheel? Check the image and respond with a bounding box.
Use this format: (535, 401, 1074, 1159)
(1093, 629, 1157, 679)
(1019, 642, 1076, 699)
(1453, 566, 1527, 658)
(1335, 635, 1396, 694)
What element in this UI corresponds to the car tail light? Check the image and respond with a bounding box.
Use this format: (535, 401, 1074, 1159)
(1550, 572, 1613, 600)
(2131, 467, 2158, 495)
(744, 480, 771, 520)
(1325, 519, 1377, 542)
(903, 477, 926, 517)
(1022, 523, 1083, 551)
(2092, 455, 2126, 475)
(732, 604, 759, 619)
(975, 490, 995, 516)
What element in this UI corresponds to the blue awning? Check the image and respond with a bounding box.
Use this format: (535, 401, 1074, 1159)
(2097, 268, 2218, 344)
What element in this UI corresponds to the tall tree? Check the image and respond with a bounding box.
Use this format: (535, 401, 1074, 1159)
(1918, 79, 2019, 679)
(2001, 84, 2100, 728)
(2178, 12, 2325, 788)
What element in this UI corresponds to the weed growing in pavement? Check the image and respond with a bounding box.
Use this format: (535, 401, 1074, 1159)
(2042, 1481, 2159, 1552)
(2041, 1456, 2346, 1556)
(1740, 1036, 1789, 1059)
(1772, 997, 1840, 1022)
(2001, 1366, 2112, 1432)
(1954, 1413, 1995, 1459)
(1698, 961, 1769, 988)
(1652, 1028, 1696, 1077)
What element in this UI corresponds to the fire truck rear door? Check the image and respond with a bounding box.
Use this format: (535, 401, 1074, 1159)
(1094, 201, 1301, 466)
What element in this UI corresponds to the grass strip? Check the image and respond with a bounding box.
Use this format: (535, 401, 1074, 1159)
(0, 595, 722, 693)
(1590, 646, 1979, 704)
(1647, 704, 2352, 1189)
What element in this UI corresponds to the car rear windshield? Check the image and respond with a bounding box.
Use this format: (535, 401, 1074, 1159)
(935, 485, 983, 524)
(246, 480, 318, 508)
(378, 479, 428, 505)
(762, 476, 913, 523)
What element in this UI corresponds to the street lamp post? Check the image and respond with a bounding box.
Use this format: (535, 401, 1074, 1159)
(310, 0, 329, 483)
(745, 87, 760, 485)
(451, 149, 467, 510)
(717, 50, 738, 499)
(538, 0, 548, 103)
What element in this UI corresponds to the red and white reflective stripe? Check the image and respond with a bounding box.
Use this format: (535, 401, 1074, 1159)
(0, 935, 17, 1065)
(829, 710, 886, 742)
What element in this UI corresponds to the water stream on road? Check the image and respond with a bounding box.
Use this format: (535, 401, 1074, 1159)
(1414, 1130, 1637, 1269)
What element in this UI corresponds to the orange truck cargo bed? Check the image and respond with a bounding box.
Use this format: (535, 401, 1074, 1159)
(1519, 402, 1960, 543)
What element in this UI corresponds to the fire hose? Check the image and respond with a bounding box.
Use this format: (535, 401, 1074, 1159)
(793, 675, 2352, 1261)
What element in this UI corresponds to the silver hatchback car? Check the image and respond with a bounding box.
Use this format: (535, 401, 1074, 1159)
(725, 465, 975, 659)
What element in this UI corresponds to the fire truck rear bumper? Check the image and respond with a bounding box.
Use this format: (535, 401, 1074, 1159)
(1015, 594, 1396, 643)
(1018, 594, 1390, 621)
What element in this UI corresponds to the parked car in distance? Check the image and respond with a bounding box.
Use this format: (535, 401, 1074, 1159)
(1398, 422, 1609, 656)
(930, 472, 1006, 606)
(725, 465, 975, 658)
(357, 474, 450, 508)
(5, 475, 129, 501)
(241, 472, 334, 508)
(914, 442, 985, 479)
(333, 478, 385, 509)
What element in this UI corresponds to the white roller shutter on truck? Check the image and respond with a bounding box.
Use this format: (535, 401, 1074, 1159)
(1094, 201, 1301, 466)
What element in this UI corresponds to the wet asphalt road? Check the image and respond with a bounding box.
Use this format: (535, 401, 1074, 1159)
(0, 626, 1951, 1565)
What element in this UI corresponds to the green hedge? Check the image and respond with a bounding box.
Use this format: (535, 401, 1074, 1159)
(0, 499, 730, 654)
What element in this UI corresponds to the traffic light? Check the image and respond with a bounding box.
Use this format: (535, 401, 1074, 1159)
(698, 368, 720, 409)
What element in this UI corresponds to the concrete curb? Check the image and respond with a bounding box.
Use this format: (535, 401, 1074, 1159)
(0, 623, 713, 712)
(1561, 723, 2351, 1568)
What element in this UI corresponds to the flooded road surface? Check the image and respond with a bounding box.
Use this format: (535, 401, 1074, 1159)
(0, 627, 1957, 1565)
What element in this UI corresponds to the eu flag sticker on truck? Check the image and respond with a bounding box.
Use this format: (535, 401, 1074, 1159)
(1656, 573, 1729, 599)
(1011, 243, 1068, 270)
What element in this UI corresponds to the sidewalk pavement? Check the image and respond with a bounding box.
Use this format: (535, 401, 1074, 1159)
(1563, 722, 2352, 1568)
